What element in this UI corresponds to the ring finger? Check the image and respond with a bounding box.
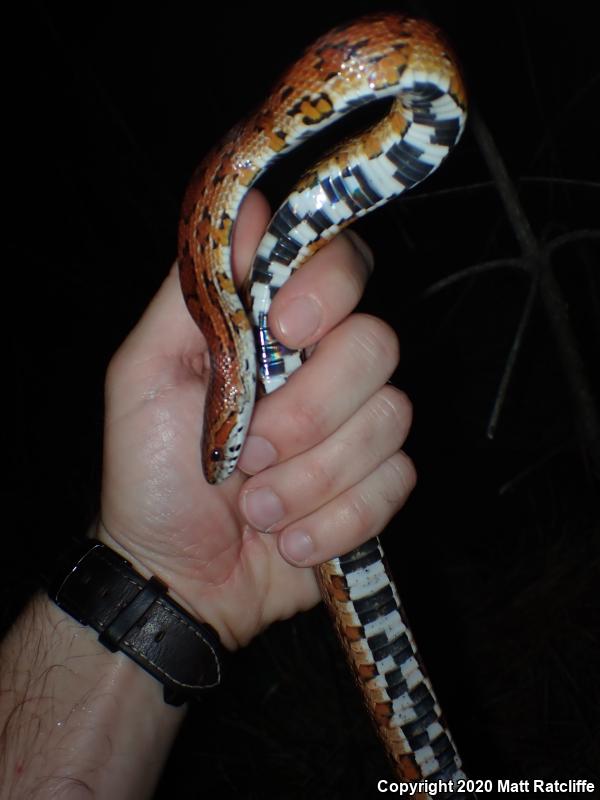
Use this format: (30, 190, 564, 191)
(278, 450, 416, 566)
(239, 385, 413, 538)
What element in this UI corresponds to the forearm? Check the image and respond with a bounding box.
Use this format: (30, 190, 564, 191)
(0, 593, 185, 800)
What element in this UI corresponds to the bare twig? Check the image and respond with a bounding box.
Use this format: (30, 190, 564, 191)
(422, 258, 524, 299)
(487, 274, 540, 440)
(523, 177, 600, 191)
(544, 230, 600, 256)
(470, 108, 600, 475)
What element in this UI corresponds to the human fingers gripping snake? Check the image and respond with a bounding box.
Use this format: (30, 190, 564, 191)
(179, 14, 469, 796)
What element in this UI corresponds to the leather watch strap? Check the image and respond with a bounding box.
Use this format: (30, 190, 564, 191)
(43, 538, 223, 705)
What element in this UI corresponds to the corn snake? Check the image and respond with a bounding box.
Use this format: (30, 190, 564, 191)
(178, 13, 469, 795)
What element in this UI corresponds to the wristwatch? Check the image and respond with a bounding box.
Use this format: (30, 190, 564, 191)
(42, 537, 224, 705)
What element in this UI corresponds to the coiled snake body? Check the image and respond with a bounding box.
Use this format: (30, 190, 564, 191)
(179, 14, 468, 795)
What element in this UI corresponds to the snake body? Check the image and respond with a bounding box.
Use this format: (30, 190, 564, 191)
(179, 14, 468, 794)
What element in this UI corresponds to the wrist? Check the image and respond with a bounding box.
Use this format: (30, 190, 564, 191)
(44, 534, 226, 705)
(94, 520, 238, 650)
(0, 594, 184, 799)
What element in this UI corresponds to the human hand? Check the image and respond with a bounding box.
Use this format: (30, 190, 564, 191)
(98, 189, 415, 650)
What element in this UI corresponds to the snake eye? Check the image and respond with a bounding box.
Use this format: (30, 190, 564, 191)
(210, 448, 223, 462)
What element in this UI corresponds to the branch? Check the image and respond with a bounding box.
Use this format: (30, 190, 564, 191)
(422, 258, 524, 299)
(471, 108, 600, 475)
(487, 274, 539, 440)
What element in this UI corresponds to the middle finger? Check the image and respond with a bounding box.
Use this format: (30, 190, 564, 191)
(238, 312, 399, 475)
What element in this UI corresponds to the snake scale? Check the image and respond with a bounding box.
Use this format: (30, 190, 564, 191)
(178, 13, 468, 795)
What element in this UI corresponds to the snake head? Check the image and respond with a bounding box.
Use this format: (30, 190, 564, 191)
(201, 362, 255, 485)
(202, 447, 236, 485)
(201, 426, 240, 485)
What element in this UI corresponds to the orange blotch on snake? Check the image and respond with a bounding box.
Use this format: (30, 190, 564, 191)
(396, 756, 422, 780)
(216, 271, 235, 293)
(372, 701, 394, 726)
(358, 662, 378, 680)
(344, 625, 364, 642)
(329, 574, 350, 601)
(316, 96, 333, 114)
(369, 51, 407, 89)
(333, 150, 350, 169)
(297, 96, 333, 123)
(265, 129, 288, 153)
(364, 133, 383, 158)
(238, 164, 260, 185)
(231, 309, 250, 331)
(213, 217, 233, 247)
(390, 110, 409, 135)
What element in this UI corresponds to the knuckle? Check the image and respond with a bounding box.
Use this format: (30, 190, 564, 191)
(303, 451, 339, 496)
(346, 490, 374, 533)
(105, 347, 127, 389)
(278, 398, 327, 448)
(371, 387, 413, 441)
(352, 315, 400, 374)
(385, 451, 417, 499)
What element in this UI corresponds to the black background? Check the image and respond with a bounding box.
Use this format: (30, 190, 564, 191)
(4, 1, 600, 797)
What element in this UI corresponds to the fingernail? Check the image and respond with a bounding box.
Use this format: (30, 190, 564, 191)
(242, 487, 285, 531)
(281, 530, 314, 563)
(238, 436, 278, 474)
(277, 296, 322, 345)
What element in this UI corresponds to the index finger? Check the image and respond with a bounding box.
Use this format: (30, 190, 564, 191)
(232, 189, 374, 352)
